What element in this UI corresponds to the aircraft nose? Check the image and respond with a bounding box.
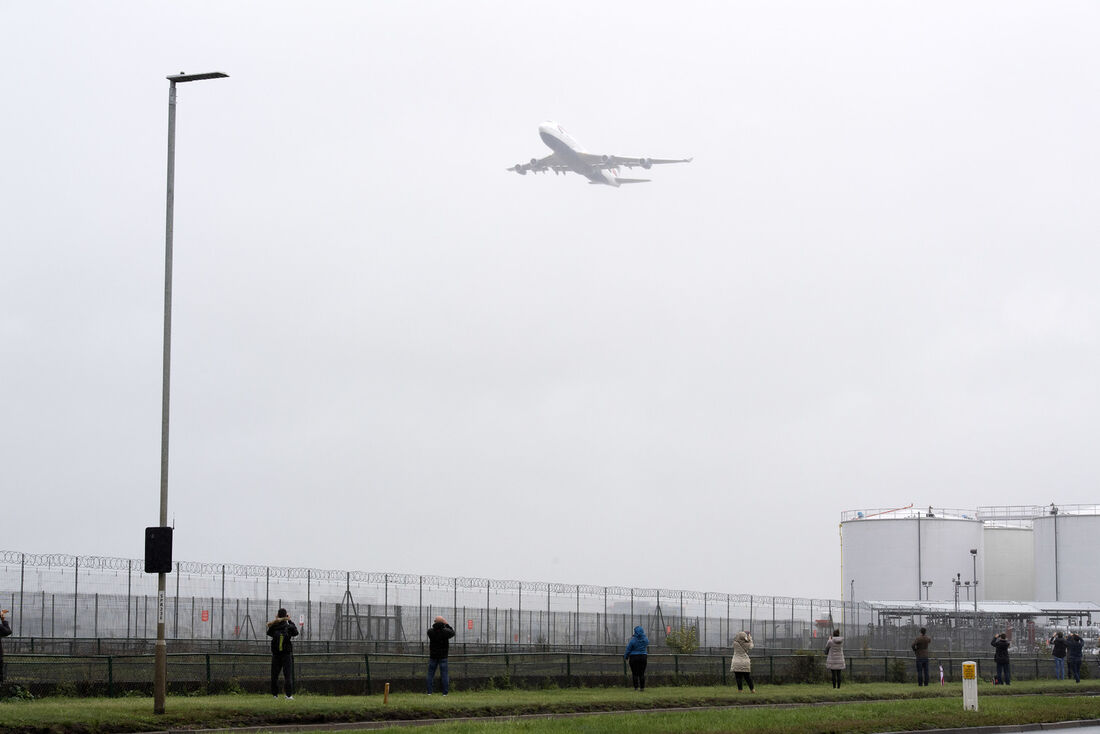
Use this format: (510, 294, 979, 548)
(538, 122, 556, 136)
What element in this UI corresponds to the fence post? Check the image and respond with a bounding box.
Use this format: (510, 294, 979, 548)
(721, 656, 727, 685)
(566, 653, 571, 679)
(884, 655, 888, 681)
(107, 656, 114, 697)
(365, 654, 372, 694)
(73, 556, 79, 639)
(205, 653, 211, 687)
(770, 655, 774, 681)
(675, 654, 679, 676)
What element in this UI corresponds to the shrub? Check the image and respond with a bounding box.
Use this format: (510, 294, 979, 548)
(50, 682, 79, 698)
(788, 651, 825, 683)
(0, 683, 35, 701)
(666, 625, 699, 654)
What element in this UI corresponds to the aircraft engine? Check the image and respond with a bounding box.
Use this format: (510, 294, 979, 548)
(601, 154, 611, 164)
(640, 158, 652, 169)
(530, 158, 538, 167)
(515, 166, 527, 175)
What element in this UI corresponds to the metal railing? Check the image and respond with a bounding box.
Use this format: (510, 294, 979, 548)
(3, 650, 1091, 696)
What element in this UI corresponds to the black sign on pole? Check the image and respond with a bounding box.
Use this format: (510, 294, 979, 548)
(145, 527, 173, 573)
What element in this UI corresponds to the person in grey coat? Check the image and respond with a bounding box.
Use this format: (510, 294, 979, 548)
(825, 630, 846, 689)
(729, 630, 755, 692)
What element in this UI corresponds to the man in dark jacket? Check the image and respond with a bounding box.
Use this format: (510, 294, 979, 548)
(1067, 633, 1085, 683)
(911, 628, 931, 686)
(0, 609, 12, 684)
(426, 616, 456, 695)
(267, 608, 299, 699)
(1049, 632, 1068, 680)
(991, 633, 1011, 685)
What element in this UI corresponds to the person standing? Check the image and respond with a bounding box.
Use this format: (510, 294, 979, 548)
(911, 627, 931, 686)
(825, 630, 846, 689)
(1049, 632, 1067, 680)
(991, 633, 1011, 685)
(623, 625, 649, 691)
(426, 616, 455, 695)
(729, 630, 755, 693)
(267, 608, 299, 699)
(1066, 633, 1084, 684)
(0, 609, 12, 684)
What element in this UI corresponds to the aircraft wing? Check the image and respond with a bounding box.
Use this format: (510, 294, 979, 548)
(576, 152, 693, 170)
(507, 153, 570, 175)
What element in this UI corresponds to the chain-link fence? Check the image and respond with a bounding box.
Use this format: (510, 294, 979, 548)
(5, 551, 1081, 659)
(1, 551, 864, 651)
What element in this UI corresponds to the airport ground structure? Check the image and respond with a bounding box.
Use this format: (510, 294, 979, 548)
(841, 503, 1100, 605)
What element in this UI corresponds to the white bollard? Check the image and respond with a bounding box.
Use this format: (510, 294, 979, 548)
(962, 661, 978, 711)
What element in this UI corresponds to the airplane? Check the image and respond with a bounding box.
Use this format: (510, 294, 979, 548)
(508, 121, 692, 187)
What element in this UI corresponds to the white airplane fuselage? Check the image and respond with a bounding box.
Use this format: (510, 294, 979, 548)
(537, 122, 620, 186)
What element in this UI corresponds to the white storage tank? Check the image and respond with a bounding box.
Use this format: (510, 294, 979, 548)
(1033, 509, 1100, 603)
(982, 526, 1035, 601)
(842, 508, 984, 603)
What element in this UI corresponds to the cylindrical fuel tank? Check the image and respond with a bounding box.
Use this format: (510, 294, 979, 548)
(1033, 512, 1100, 603)
(842, 509, 984, 603)
(982, 525, 1034, 601)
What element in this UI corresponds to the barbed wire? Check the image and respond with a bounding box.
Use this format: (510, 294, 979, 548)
(0, 550, 844, 608)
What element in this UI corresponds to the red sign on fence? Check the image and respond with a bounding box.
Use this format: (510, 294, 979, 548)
(201, 610, 209, 622)
(467, 619, 474, 630)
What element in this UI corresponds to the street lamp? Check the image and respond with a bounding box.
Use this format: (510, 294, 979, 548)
(154, 70, 228, 716)
(921, 580, 933, 600)
(970, 548, 979, 613)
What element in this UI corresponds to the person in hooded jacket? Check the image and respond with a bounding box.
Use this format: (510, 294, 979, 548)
(729, 630, 755, 692)
(267, 608, 299, 698)
(426, 616, 456, 695)
(1049, 632, 1068, 680)
(991, 633, 1011, 685)
(825, 630, 846, 688)
(1066, 633, 1084, 683)
(623, 625, 649, 691)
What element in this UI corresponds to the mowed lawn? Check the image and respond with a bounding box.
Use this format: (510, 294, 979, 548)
(1, 681, 1099, 733)
(367, 695, 1100, 733)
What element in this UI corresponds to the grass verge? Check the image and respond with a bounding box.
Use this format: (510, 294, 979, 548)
(367, 696, 1100, 733)
(0, 680, 1097, 733)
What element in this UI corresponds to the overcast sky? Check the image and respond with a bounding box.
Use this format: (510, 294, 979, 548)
(3, 1, 1098, 600)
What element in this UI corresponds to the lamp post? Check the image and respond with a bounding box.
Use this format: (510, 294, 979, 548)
(921, 580, 933, 600)
(970, 548, 979, 613)
(154, 70, 228, 716)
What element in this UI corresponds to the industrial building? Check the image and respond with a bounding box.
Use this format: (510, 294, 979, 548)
(840, 504, 1100, 608)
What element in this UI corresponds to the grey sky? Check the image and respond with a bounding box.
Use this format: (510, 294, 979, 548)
(2, 1, 1098, 600)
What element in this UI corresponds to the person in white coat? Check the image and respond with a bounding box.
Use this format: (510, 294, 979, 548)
(729, 630, 755, 692)
(825, 630, 846, 689)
